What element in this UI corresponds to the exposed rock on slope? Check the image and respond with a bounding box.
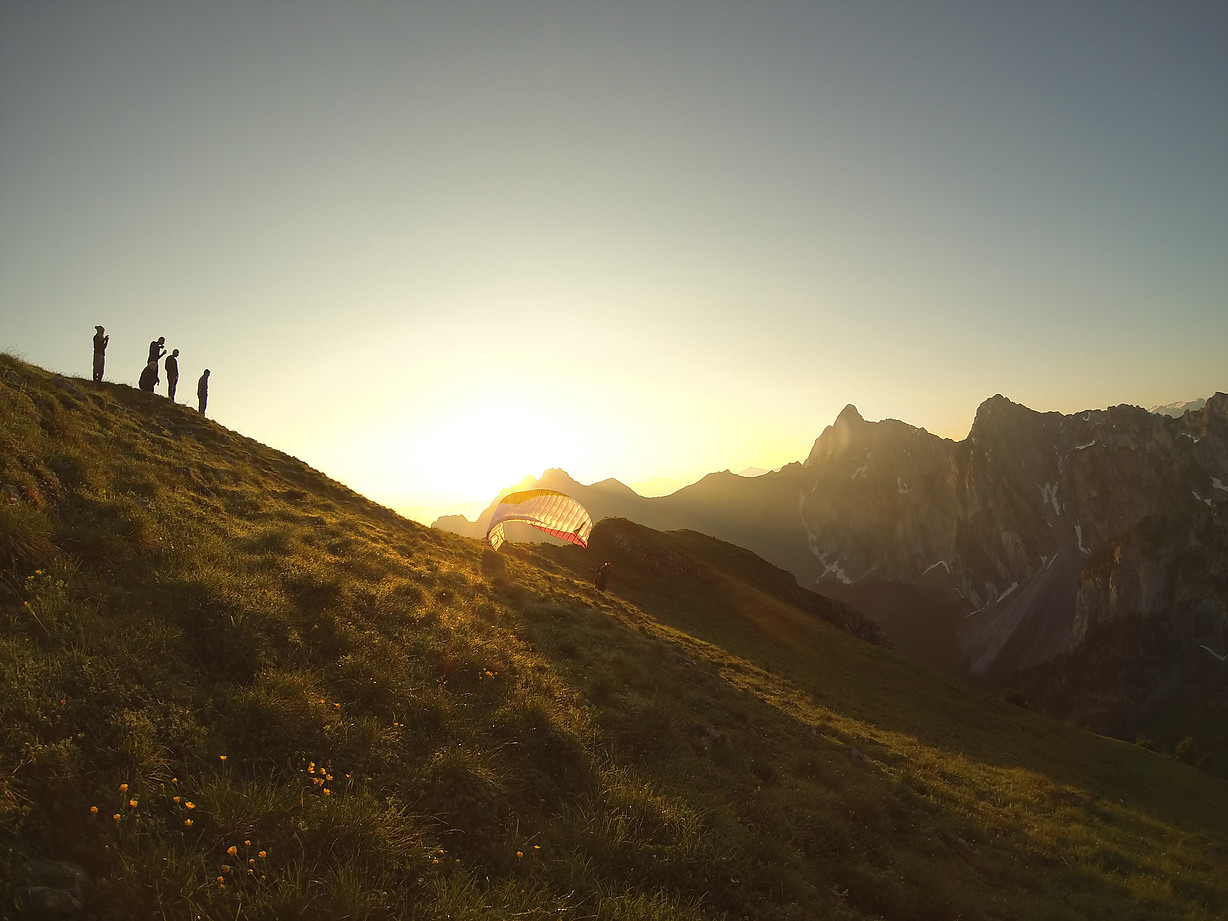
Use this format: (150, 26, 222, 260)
(796, 394, 1228, 676)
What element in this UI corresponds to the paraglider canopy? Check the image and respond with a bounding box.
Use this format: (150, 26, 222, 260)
(485, 489, 593, 551)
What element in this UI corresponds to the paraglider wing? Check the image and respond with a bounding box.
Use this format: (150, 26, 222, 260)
(485, 489, 593, 551)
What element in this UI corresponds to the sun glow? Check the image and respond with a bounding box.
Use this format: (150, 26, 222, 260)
(399, 399, 597, 515)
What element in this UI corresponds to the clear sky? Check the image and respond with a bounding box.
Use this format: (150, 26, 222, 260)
(3, 1, 1225, 523)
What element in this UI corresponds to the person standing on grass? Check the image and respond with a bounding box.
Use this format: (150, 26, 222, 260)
(147, 337, 166, 386)
(92, 325, 109, 381)
(148, 336, 166, 364)
(165, 349, 180, 401)
(197, 368, 210, 415)
(595, 561, 612, 591)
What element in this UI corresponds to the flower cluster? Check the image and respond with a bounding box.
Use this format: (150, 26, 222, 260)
(165, 774, 198, 826)
(88, 781, 143, 826)
(303, 758, 335, 796)
(217, 839, 269, 889)
(89, 777, 200, 830)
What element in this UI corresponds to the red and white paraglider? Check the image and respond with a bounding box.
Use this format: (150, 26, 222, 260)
(485, 489, 593, 551)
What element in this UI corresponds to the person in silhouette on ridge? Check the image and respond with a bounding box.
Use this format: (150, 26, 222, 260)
(164, 349, 180, 401)
(197, 368, 210, 415)
(92, 325, 109, 381)
(146, 336, 167, 388)
(595, 561, 612, 592)
(138, 358, 158, 392)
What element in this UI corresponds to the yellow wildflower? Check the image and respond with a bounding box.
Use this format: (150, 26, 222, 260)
(119, 783, 128, 793)
(184, 819, 193, 827)
(129, 799, 138, 808)
(89, 806, 98, 814)
(227, 846, 238, 856)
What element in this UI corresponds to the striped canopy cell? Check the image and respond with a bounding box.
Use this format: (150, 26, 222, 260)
(485, 489, 593, 551)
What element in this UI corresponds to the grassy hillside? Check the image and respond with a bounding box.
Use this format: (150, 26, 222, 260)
(2, 351, 1226, 921)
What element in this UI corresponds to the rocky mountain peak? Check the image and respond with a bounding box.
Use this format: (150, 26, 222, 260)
(968, 393, 1043, 440)
(806, 404, 889, 467)
(836, 403, 865, 426)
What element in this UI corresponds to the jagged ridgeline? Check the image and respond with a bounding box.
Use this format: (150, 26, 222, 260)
(1, 351, 1226, 921)
(445, 395, 1228, 774)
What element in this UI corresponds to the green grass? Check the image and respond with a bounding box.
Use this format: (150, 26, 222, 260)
(2, 350, 1226, 920)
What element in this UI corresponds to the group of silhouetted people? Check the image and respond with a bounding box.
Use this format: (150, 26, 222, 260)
(92, 325, 209, 415)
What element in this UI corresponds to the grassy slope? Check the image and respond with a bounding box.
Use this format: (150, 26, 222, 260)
(1, 351, 1225, 921)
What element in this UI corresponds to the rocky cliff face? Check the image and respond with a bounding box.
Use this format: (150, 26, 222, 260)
(797, 393, 1228, 671)
(794, 393, 1228, 755)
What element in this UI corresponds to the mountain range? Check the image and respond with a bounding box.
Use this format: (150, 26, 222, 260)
(436, 393, 1228, 764)
(4, 351, 1227, 918)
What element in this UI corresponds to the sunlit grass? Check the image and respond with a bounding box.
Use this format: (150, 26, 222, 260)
(2, 350, 1226, 920)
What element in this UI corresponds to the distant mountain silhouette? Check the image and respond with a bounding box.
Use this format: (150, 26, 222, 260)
(437, 393, 1228, 760)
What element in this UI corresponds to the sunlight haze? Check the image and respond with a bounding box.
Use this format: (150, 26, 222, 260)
(3, 1, 1224, 524)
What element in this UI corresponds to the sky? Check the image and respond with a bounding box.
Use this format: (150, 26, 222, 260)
(3, 1, 1225, 524)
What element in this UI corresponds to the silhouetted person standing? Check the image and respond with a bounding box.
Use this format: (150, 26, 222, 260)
(92, 325, 109, 381)
(595, 562, 612, 591)
(197, 369, 210, 415)
(148, 336, 166, 363)
(147, 337, 166, 386)
(165, 349, 180, 401)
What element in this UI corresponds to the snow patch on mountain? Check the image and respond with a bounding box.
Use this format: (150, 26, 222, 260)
(1075, 524, 1089, 554)
(814, 552, 851, 584)
(1040, 482, 1060, 516)
(1150, 398, 1206, 417)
